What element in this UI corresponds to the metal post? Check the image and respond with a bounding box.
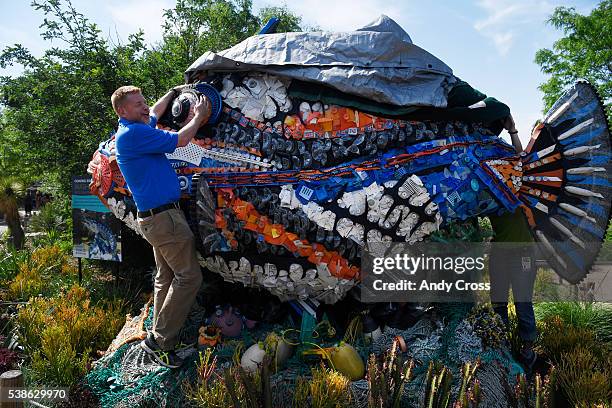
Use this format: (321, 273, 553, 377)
(78, 257, 82, 284)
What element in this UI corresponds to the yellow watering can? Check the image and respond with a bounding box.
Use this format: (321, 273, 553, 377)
(303, 341, 365, 380)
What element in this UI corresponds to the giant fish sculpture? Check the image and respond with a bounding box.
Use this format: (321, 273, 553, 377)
(88, 17, 611, 304)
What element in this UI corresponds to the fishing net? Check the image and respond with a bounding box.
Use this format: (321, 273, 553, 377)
(86, 298, 522, 407)
(86, 303, 200, 408)
(86, 219, 523, 407)
(367, 302, 523, 407)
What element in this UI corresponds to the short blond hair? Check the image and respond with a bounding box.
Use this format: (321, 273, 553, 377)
(111, 85, 142, 115)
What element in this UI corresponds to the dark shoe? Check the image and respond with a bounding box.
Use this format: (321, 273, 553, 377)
(141, 332, 184, 369)
(518, 347, 537, 376)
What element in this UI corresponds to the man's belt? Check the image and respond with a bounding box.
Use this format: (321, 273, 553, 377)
(137, 202, 180, 218)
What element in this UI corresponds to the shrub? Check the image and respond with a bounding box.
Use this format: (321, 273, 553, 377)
(29, 196, 70, 235)
(6, 245, 78, 301)
(15, 285, 125, 386)
(537, 315, 612, 407)
(466, 304, 507, 349)
(537, 316, 597, 363)
(556, 347, 612, 406)
(0, 347, 18, 373)
(535, 302, 612, 344)
(29, 325, 90, 387)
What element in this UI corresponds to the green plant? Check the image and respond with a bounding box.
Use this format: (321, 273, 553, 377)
(367, 337, 414, 408)
(467, 304, 508, 349)
(0, 177, 25, 249)
(555, 347, 612, 406)
(535, 302, 612, 344)
(455, 360, 481, 408)
(536, 316, 612, 407)
(185, 349, 232, 407)
(185, 348, 272, 408)
(29, 196, 70, 235)
(535, 1, 612, 123)
(14, 285, 125, 386)
(508, 372, 553, 408)
(422, 361, 481, 408)
(531, 267, 560, 301)
(294, 366, 353, 408)
(6, 245, 78, 301)
(424, 362, 454, 408)
(537, 316, 597, 363)
(506, 304, 522, 357)
(0, 245, 31, 285)
(29, 325, 90, 387)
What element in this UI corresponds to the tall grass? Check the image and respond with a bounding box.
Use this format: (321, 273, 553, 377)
(534, 302, 612, 344)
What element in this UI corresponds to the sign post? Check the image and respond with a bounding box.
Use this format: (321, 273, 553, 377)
(71, 176, 122, 267)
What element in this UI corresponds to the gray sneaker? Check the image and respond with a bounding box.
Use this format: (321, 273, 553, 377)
(141, 332, 184, 369)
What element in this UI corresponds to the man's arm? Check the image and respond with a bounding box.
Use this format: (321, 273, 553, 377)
(150, 85, 190, 119)
(503, 114, 523, 153)
(176, 97, 211, 147)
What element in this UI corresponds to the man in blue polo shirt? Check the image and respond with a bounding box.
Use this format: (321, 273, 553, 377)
(112, 85, 210, 368)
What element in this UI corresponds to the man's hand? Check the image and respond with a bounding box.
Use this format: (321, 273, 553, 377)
(176, 96, 212, 147)
(193, 96, 212, 125)
(171, 84, 191, 95)
(152, 84, 192, 119)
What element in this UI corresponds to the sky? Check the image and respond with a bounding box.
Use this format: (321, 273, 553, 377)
(0, 0, 599, 146)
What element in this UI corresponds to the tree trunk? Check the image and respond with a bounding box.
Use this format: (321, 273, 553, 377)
(6, 218, 24, 250)
(0, 369, 24, 408)
(1, 199, 24, 250)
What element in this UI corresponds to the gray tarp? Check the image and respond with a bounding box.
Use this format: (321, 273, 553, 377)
(185, 15, 457, 108)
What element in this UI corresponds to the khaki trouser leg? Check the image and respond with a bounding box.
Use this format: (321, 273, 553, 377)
(139, 208, 202, 350)
(151, 246, 173, 331)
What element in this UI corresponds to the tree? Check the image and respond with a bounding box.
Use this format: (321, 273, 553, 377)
(535, 1, 612, 121)
(0, 178, 25, 249)
(0, 0, 304, 195)
(0, 1, 150, 193)
(158, 1, 303, 88)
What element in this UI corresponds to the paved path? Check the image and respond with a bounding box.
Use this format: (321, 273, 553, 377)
(0, 209, 39, 237)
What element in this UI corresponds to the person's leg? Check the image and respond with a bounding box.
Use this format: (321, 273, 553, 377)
(151, 246, 173, 331)
(510, 246, 537, 340)
(509, 245, 538, 371)
(488, 245, 511, 326)
(514, 302, 536, 343)
(151, 209, 202, 350)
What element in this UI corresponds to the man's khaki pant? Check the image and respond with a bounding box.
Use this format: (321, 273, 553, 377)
(138, 208, 202, 350)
